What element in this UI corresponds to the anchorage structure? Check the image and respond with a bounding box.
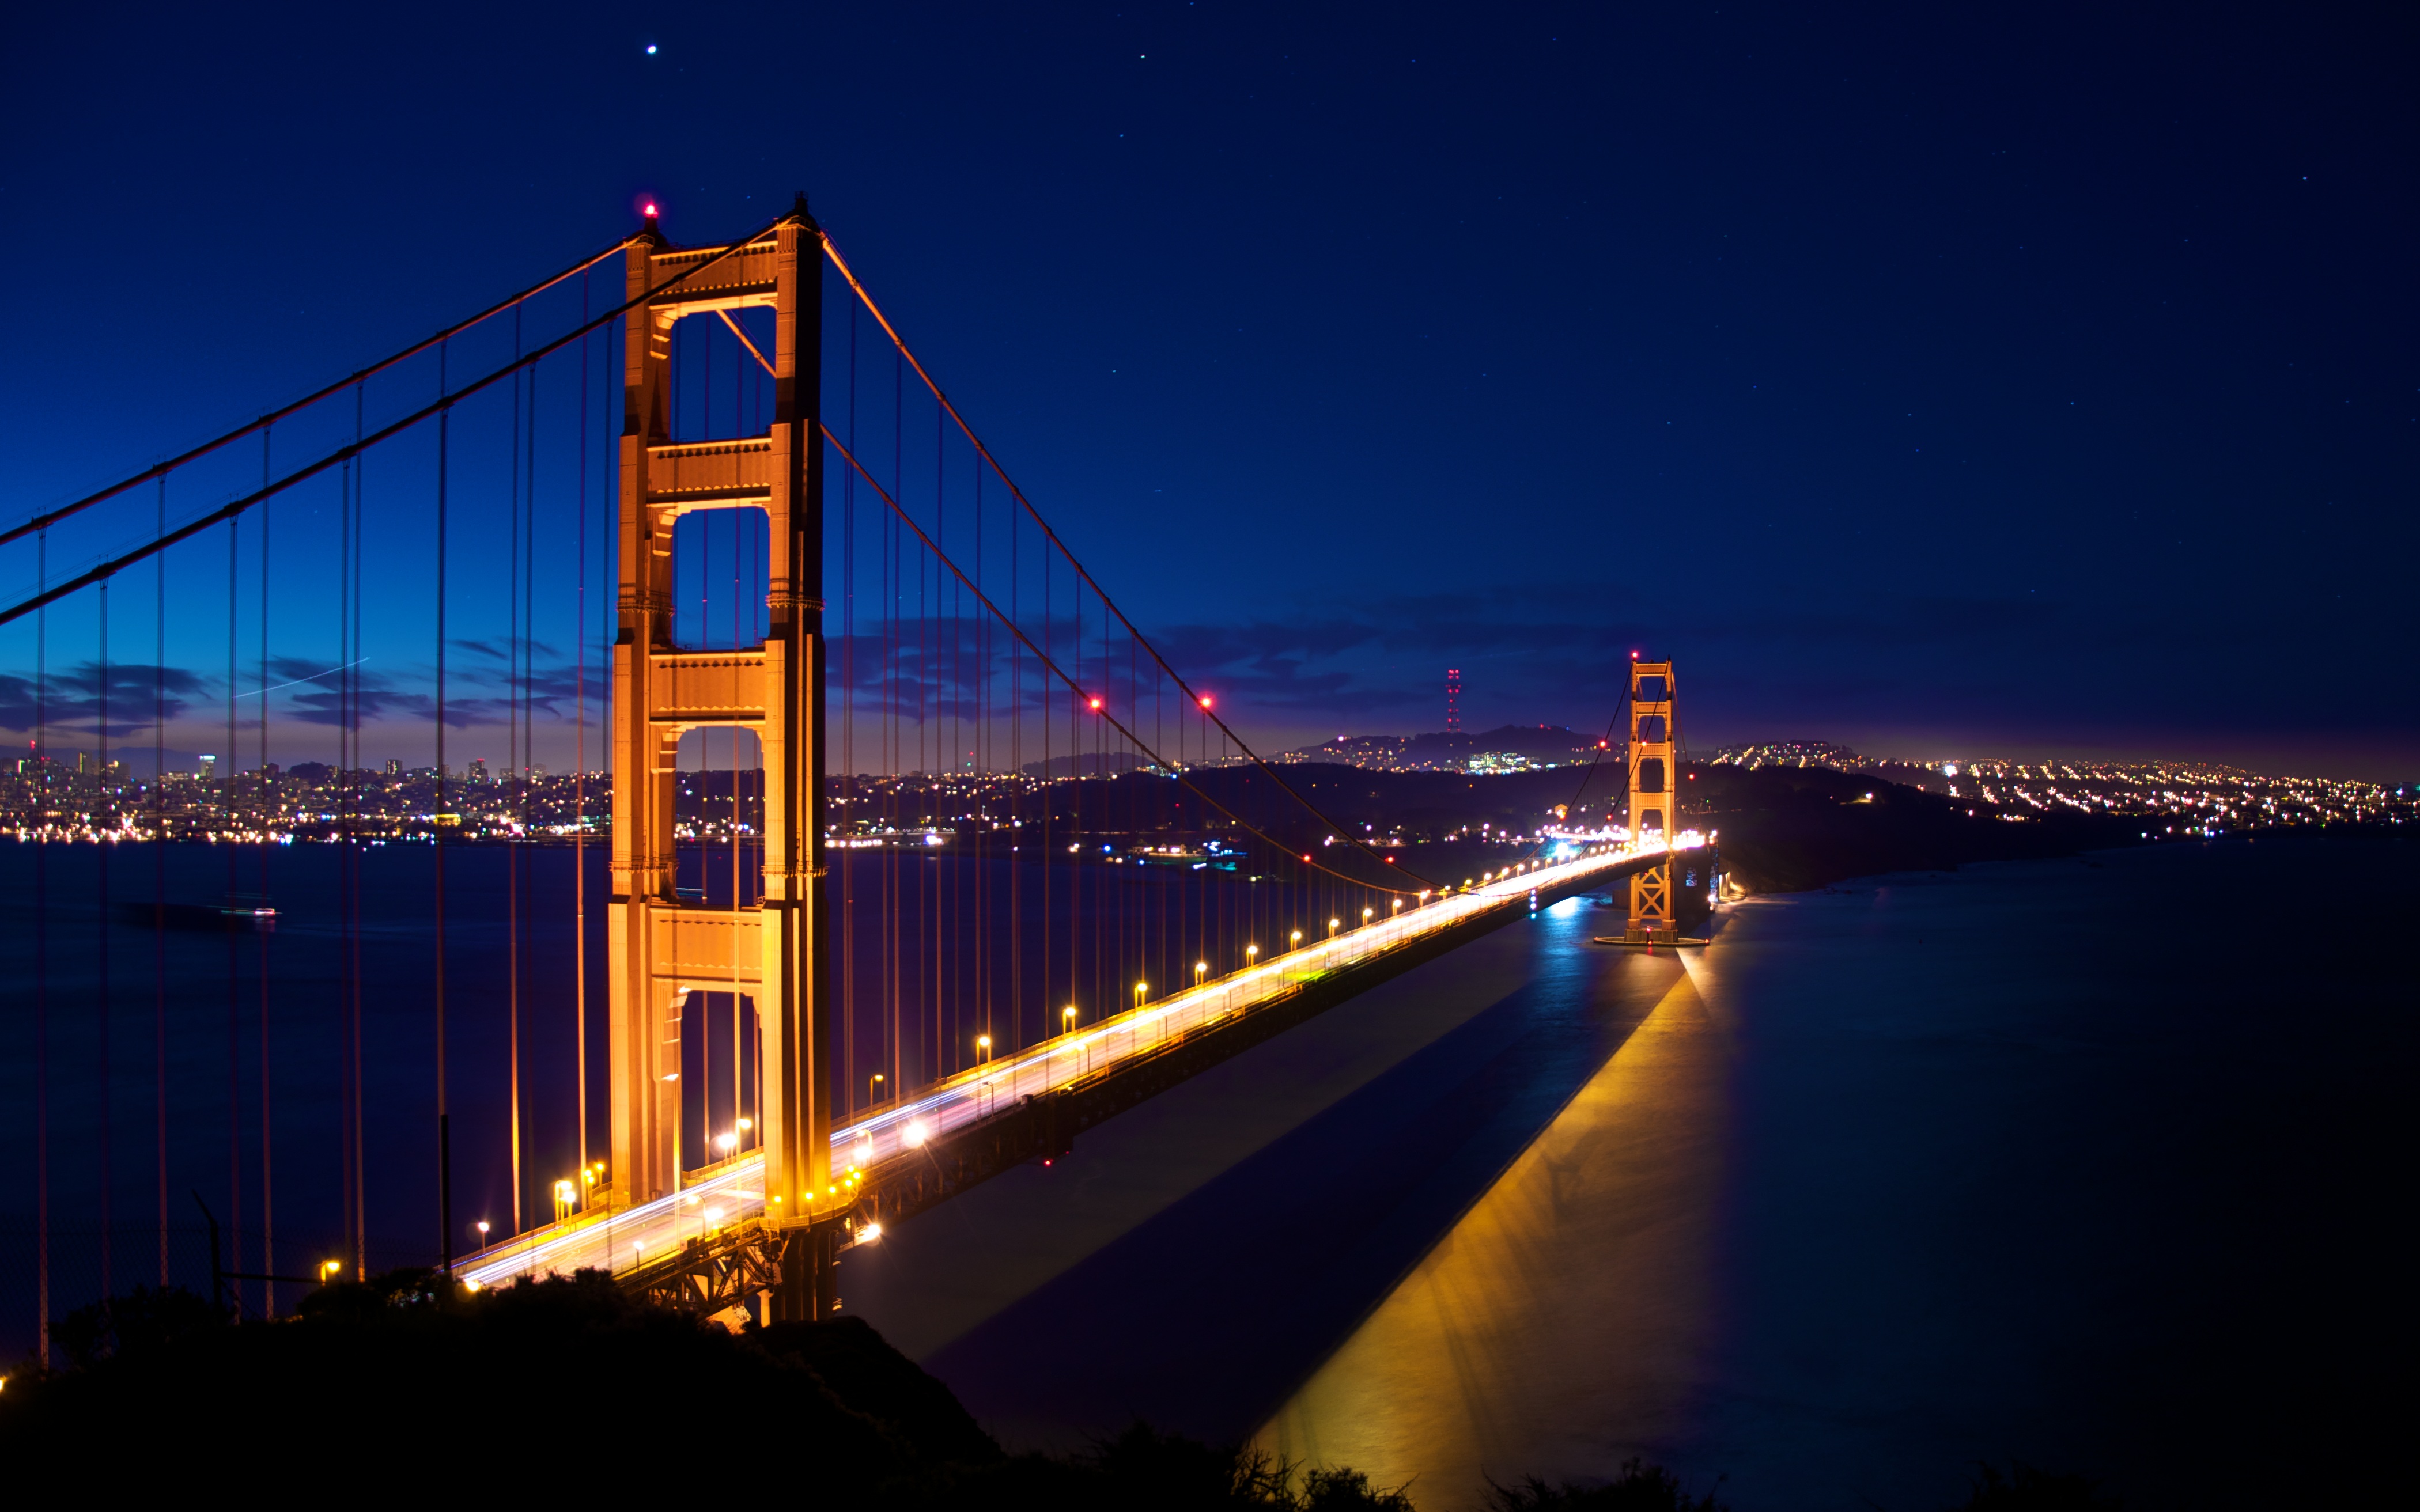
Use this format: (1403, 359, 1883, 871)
(1625, 659, 1680, 944)
(607, 199, 838, 1315)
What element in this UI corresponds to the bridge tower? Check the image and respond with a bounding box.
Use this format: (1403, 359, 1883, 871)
(1625, 659, 1679, 945)
(608, 198, 838, 1316)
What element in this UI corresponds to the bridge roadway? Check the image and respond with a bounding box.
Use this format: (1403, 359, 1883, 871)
(459, 831, 1709, 1291)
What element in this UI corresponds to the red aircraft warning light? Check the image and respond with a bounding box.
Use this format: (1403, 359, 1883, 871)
(1198, 695, 1213, 709)
(1088, 696, 1102, 710)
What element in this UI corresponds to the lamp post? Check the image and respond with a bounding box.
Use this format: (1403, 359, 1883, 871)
(1328, 917, 1340, 939)
(1246, 944, 1259, 967)
(1194, 961, 1207, 989)
(1362, 907, 1374, 927)
(475, 1219, 490, 1250)
(318, 1259, 343, 1286)
(976, 1034, 992, 1065)
(1134, 981, 1147, 1012)
(1290, 930, 1302, 952)
(869, 1072, 884, 1107)
(1064, 1005, 1079, 1034)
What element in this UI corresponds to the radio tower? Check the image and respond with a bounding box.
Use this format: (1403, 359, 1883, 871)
(1445, 668, 1461, 733)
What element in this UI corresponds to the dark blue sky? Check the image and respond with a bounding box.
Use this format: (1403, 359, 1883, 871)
(6, 2, 2413, 776)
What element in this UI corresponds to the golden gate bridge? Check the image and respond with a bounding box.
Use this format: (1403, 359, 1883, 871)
(2, 196, 1709, 1361)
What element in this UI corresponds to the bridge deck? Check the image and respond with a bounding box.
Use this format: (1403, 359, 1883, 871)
(460, 833, 1707, 1290)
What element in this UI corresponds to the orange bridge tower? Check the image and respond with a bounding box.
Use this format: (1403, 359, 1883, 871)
(607, 197, 839, 1316)
(1625, 659, 1680, 945)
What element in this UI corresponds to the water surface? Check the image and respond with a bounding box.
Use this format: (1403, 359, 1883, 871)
(842, 837, 2412, 1509)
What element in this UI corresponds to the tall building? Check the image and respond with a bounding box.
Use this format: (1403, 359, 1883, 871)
(1445, 668, 1462, 733)
(198, 754, 217, 780)
(384, 758, 402, 777)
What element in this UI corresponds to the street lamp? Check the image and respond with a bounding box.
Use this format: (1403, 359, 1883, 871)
(1290, 930, 1302, 951)
(1363, 907, 1374, 926)
(716, 1131, 738, 1156)
(869, 1072, 885, 1105)
(319, 1260, 343, 1285)
(1194, 960, 1207, 988)
(1134, 981, 1148, 1011)
(475, 1219, 490, 1249)
(976, 1033, 992, 1064)
(1328, 917, 1340, 938)
(1246, 944, 1260, 967)
(1392, 898, 1403, 916)
(1063, 1005, 1079, 1033)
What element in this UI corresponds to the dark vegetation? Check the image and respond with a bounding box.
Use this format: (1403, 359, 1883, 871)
(0, 1272, 1407, 1506)
(2, 1275, 2112, 1507)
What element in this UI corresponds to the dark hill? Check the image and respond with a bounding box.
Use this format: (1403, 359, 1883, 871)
(1688, 763, 2146, 893)
(988, 759, 2149, 896)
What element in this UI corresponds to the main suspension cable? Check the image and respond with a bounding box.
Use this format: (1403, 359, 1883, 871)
(819, 233, 1412, 887)
(824, 426, 1432, 896)
(3, 236, 640, 550)
(0, 216, 792, 628)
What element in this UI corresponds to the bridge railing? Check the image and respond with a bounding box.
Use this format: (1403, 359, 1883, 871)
(458, 832, 1706, 1291)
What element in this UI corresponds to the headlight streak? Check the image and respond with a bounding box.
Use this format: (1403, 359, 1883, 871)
(460, 836, 1707, 1289)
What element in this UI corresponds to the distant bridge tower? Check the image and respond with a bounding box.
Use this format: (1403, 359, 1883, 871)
(1625, 659, 1678, 944)
(1445, 668, 1461, 733)
(608, 198, 838, 1316)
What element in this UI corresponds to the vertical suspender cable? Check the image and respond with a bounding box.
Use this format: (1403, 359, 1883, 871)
(841, 294, 855, 1111)
(98, 579, 112, 1304)
(507, 314, 523, 1239)
(523, 343, 537, 1195)
(224, 513, 242, 1301)
(348, 385, 367, 1273)
(574, 273, 589, 1190)
(335, 437, 353, 1271)
(434, 344, 452, 1278)
(33, 530, 48, 1364)
(154, 479, 168, 1286)
(256, 430, 274, 1316)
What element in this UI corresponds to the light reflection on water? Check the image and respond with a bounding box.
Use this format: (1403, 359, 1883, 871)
(1254, 963, 1729, 1505)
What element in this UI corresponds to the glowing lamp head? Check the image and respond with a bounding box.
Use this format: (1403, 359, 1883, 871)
(642, 201, 659, 218)
(903, 1120, 930, 1148)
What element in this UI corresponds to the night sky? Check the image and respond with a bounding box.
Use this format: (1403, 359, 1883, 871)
(5, 2, 2413, 777)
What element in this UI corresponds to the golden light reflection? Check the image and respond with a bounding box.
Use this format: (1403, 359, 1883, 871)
(1254, 964, 1730, 1505)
